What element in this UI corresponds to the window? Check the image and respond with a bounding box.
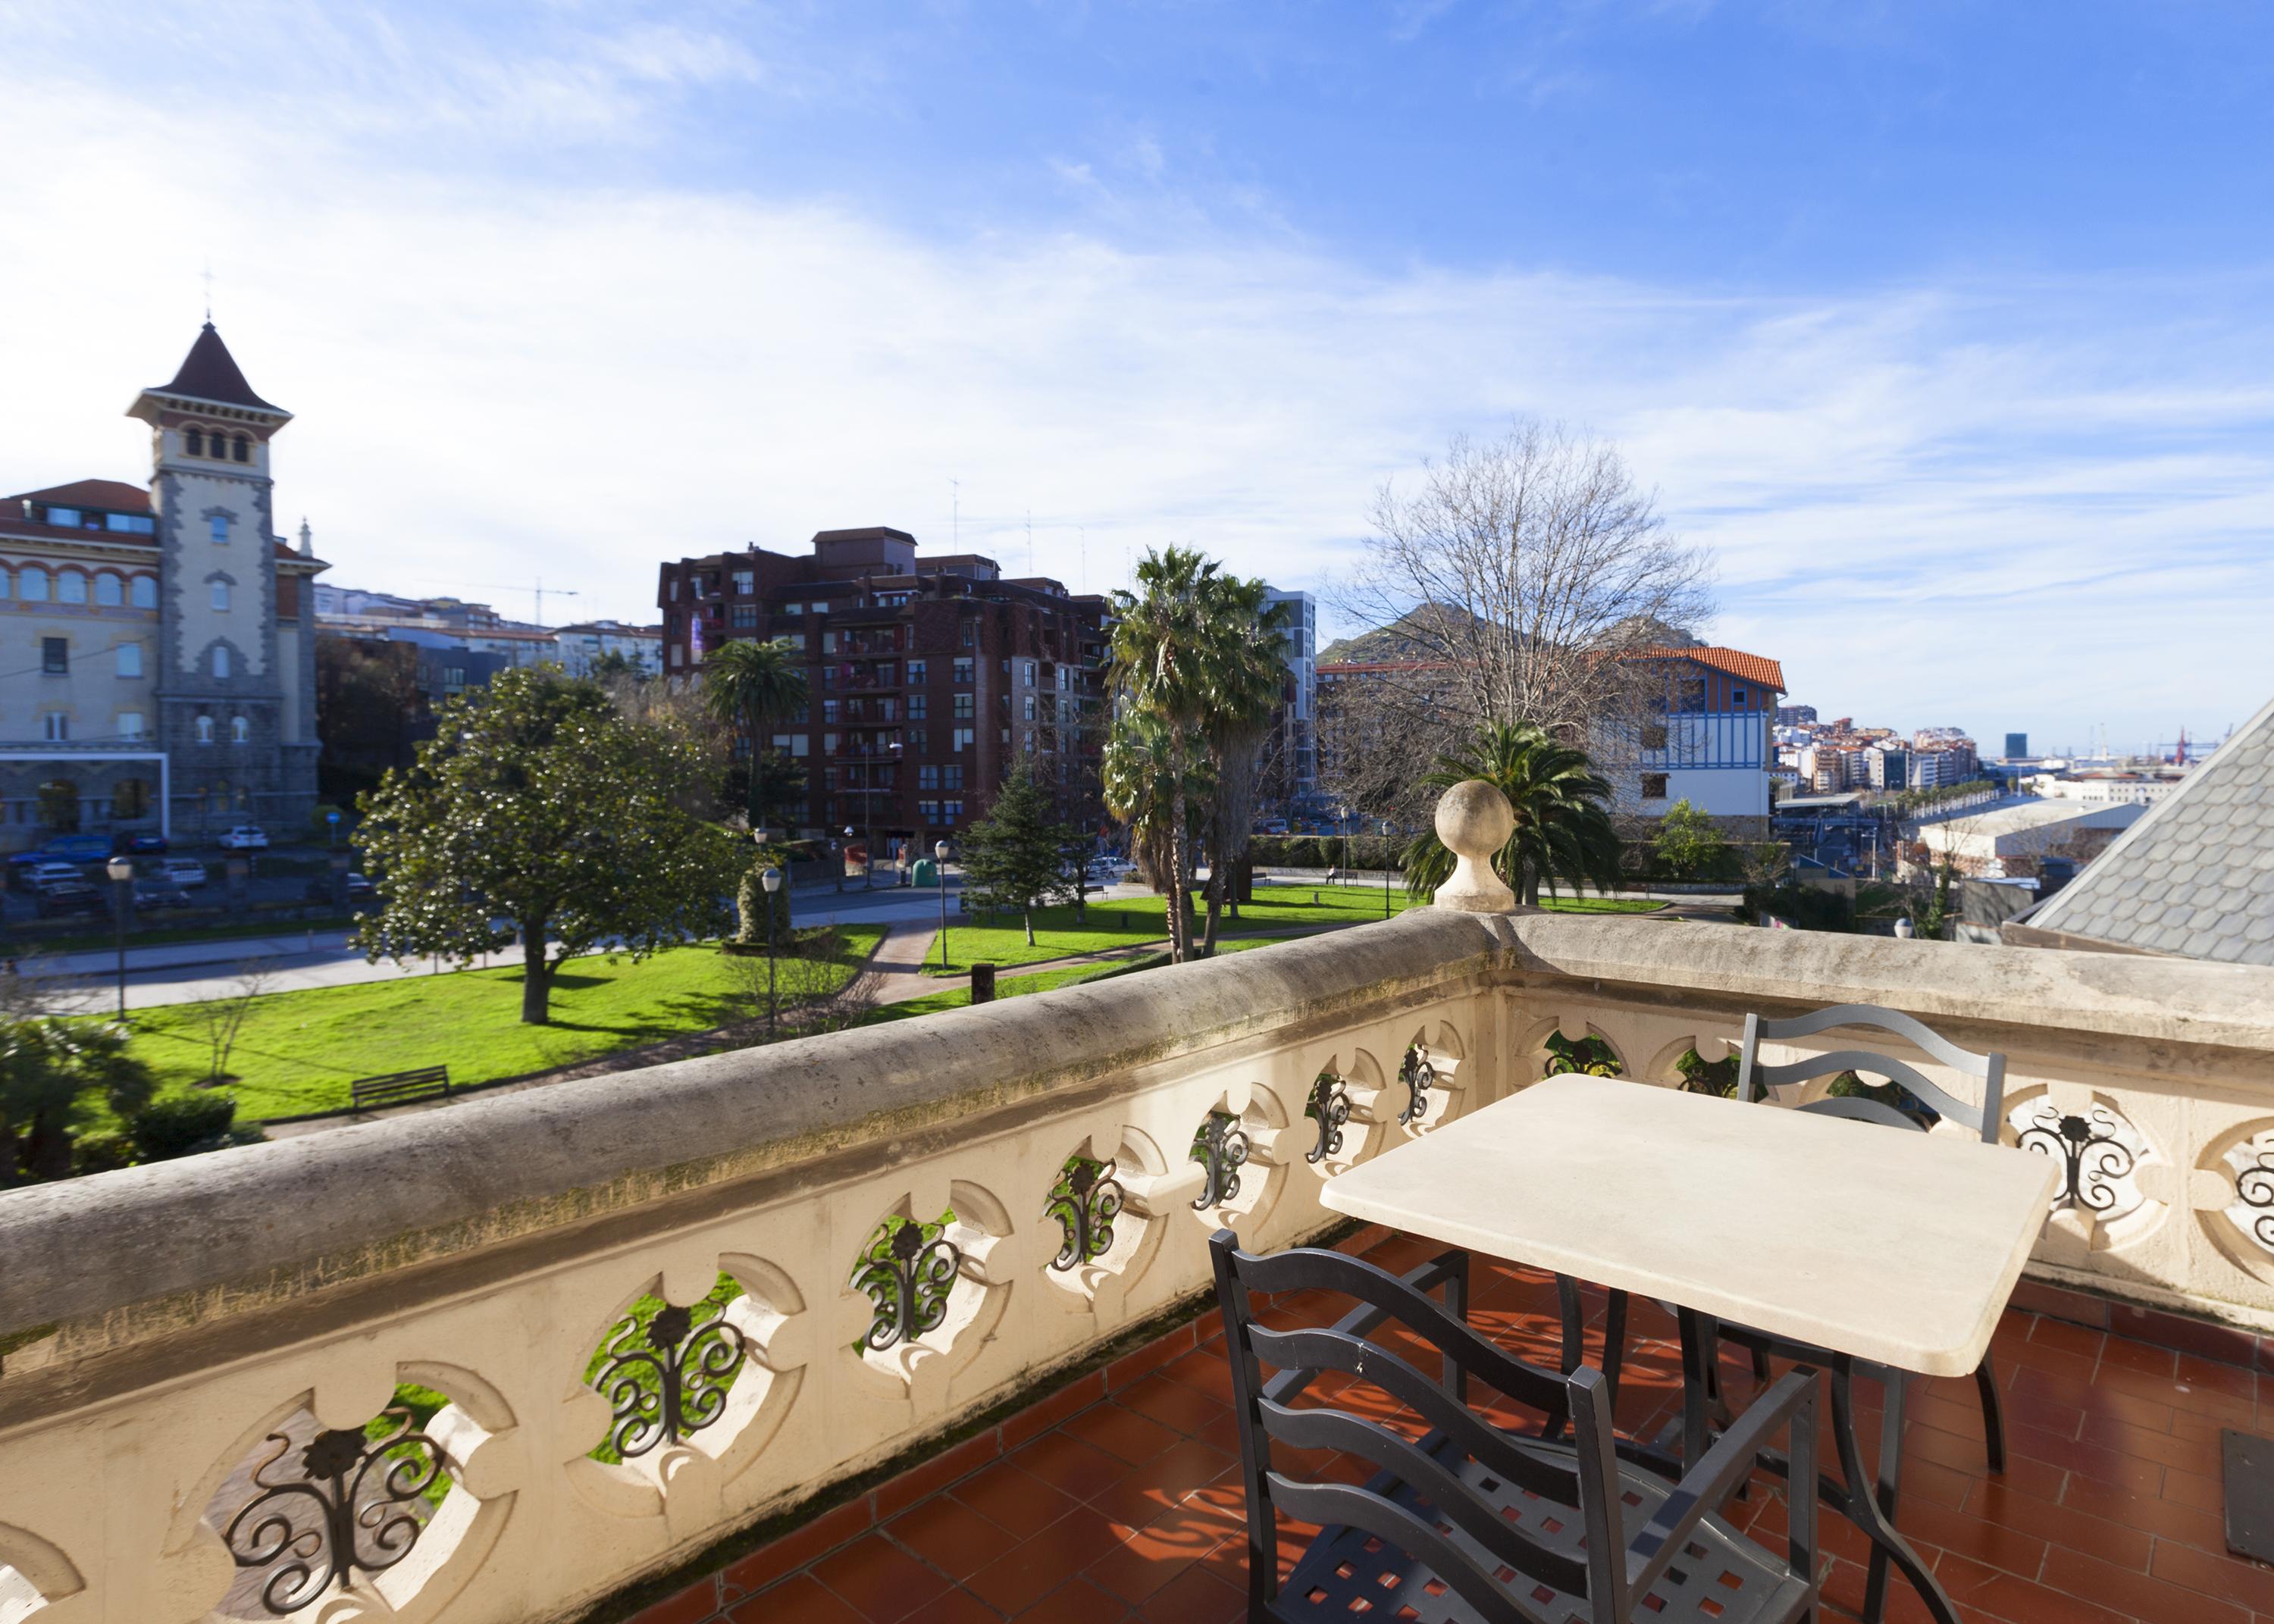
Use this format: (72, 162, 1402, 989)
(94, 573, 121, 607)
(778, 599, 800, 615)
(941, 763, 963, 791)
(107, 512, 155, 536)
(952, 657, 973, 684)
(953, 727, 976, 751)
(907, 693, 928, 720)
(919, 764, 939, 790)
(1641, 773, 1669, 800)
(821, 665, 838, 688)
(45, 506, 81, 527)
(960, 619, 976, 648)
(904, 728, 927, 753)
(211, 582, 230, 611)
(875, 661, 897, 685)
(117, 642, 143, 678)
(39, 712, 70, 743)
(1023, 695, 1036, 721)
(185, 427, 205, 456)
(230, 715, 250, 744)
(730, 605, 758, 628)
(1023, 661, 1036, 686)
(18, 568, 45, 602)
(822, 732, 839, 755)
(907, 659, 926, 684)
(769, 733, 810, 759)
(670, 644, 685, 668)
(669, 579, 680, 601)
(196, 715, 215, 744)
(943, 799, 963, 825)
(778, 631, 805, 651)
(231, 434, 250, 463)
(879, 698, 899, 721)
(951, 692, 975, 719)
(41, 637, 67, 674)
(212, 645, 231, 679)
(117, 712, 145, 741)
(917, 799, 941, 824)
(1731, 687, 1747, 706)
(821, 631, 837, 654)
(732, 570, 754, 594)
(57, 571, 86, 605)
(442, 666, 466, 690)
(130, 575, 157, 609)
(822, 699, 841, 724)
(114, 777, 149, 817)
(209, 515, 232, 544)
(0, 568, 8, 599)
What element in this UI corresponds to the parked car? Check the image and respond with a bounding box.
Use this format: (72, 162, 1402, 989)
(26, 862, 86, 890)
(133, 884, 194, 911)
(218, 826, 270, 850)
(303, 871, 377, 903)
(114, 832, 168, 856)
(7, 834, 116, 871)
(35, 881, 108, 918)
(1086, 857, 1138, 884)
(159, 858, 208, 888)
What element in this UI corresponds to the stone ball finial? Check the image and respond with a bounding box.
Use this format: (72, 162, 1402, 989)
(1432, 779, 1518, 913)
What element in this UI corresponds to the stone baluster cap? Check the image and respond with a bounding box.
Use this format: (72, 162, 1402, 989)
(1432, 780, 1518, 913)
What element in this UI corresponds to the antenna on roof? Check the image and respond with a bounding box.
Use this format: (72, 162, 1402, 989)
(201, 258, 214, 323)
(1079, 525, 1087, 594)
(1026, 508, 1033, 576)
(951, 477, 960, 549)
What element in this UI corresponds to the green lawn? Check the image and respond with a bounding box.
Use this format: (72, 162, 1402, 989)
(926, 884, 1661, 973)
(876, 937, 1280, 1021)
(123, 927, 886, 1122)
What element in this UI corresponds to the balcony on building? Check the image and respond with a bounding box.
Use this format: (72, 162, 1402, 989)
(5, 784, 2274, 1624)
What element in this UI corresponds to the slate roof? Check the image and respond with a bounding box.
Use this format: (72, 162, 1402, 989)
(149, 322, 283, 413)
(9, 478, 151, 512)
(2019, 694, 2274, 964)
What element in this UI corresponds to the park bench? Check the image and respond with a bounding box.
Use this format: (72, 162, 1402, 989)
(349, 1065, 452, 1112)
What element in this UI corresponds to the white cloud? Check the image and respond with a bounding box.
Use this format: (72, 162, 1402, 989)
(1, 30, 2269, 754)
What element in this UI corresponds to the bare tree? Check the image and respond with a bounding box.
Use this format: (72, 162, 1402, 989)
(1335, 420, 1714, 743)
(722, 928, 885, 1040)
(190, 959, 277, 1086)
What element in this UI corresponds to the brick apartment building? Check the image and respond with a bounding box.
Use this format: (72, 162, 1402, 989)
(657, 527, 1109, 862)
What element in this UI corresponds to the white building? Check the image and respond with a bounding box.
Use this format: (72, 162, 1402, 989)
(1596, 645, 1785, 825)
(1919, 799, 2144, 877)
(554, 620, 664, 679)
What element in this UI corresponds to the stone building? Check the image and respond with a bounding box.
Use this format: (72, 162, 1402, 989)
(0, 324, 325, 847)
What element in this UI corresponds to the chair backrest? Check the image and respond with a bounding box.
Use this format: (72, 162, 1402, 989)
(1737, 1002, 2003, 1142)
(1210, 1231, 1628, 1624)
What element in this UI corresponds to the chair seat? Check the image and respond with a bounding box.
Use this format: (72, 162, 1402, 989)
(1276, 1430, 1812, 1624)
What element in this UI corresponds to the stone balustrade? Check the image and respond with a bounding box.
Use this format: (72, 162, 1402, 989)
(5, 793, 2274, 1622)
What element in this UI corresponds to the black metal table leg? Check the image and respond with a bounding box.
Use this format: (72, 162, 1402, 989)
(1828, 1357, 1954, 1624)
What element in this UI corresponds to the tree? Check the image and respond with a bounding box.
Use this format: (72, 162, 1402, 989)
(590, 649, 645, 684)
(959, 756, 1076, 946)
(1652, 799, 1728, 880)
(1195, 576, 1293, 955)
(353, 667, 747, 1025)
(316, 636, 431, 804)
(0, 1018, 155, 1185)
(1103, 708, 1210, 923)
(1333, 420, 1712, 776)
(700, 639, 810, 832)
(187, 959, 277, 1084)
(1399, 723, 1622, 906)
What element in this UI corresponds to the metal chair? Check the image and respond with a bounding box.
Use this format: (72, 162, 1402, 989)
(1211, 1230, 1821, 1624)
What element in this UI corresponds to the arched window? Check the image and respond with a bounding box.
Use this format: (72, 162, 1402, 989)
(208, 515, 229, 543)
(195, 715, 215, 744)
(113, 778, 151, 818)
(57, 571, 86, 605)
(130, 574, 157, 609)
(185, 427, 205, 456)
(230, 715, 250, 744)
(211, 581, 230, 611)
(232, 434, 250, 463)
(0, 567, 11, 599)
(36, 780, 80, 833)
(211, 645, 230, 679)
(94, 572, 122, 607)
(18, 567, 48, 602)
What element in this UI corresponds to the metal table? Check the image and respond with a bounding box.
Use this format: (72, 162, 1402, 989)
(1321, 1072, 2056, 1624)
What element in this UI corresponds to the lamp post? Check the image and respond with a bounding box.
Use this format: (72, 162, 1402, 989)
(935, 839, 951, 969)
(105, 854, 134, 1017)
(1382, 820, 1393, 918)
(760, 866, 783, 1035)
(844, 825, 857, 892)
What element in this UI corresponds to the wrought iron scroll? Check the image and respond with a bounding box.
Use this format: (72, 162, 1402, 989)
(222, 1409, 449, 1616)
(1305, 1071, 1351, 1163)
(853, 1217, 962, 1353)
(2016, 1102, 2136, 1214)
(1674, 1048, 1738, 1097)
(1044, 1155, 1124, 1271)
(1190, 1110, 1251, 1210)
(1398, 1044, 1436, 1126)
(1541, 1031, 1621, 1079)
(592, 1299, 747, 1459)
(2238, 1153, 2274, 1250)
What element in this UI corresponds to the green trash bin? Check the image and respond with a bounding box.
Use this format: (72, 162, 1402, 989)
(911, 857, 938, 888)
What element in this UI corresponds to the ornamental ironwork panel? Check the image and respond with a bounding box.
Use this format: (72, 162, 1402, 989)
(2016, 1102, 2137, 1214)
(1305, 1071, 1351, 1163)
(591, 1299, 747, 1459)
(1674, 1048, 1738, 1097)
(1398, 1044, 1436, 1126)
(1189, 1110, 1251, 1210)
(852, 1216, 962, 1352)
(223, 1409, 449, 1616)
(1541, 1031, 1621, 1079)
(1044, 1155, 1125, 1271)
(2238, 1153, 2274, 1251)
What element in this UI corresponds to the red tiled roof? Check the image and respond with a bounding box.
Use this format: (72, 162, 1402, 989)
(9, 478, 151, 512)
(1619, 645, 1787, 693)
(150, 322, 283, 413)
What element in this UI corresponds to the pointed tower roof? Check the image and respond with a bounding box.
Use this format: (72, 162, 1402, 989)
(149, 321, 283, 412)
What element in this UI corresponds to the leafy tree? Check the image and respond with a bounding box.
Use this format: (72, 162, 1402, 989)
(353, 667, 747, 1025)
(1400, 723, 1622, 906)
(590, 649, 645, 683)
(1195, 576, 1293, 953)
(700, 639, 810, 832)
(959, 756, 1076, 946)
(1652, 799, 1728, 880)
(1103, 708, 1211, 928)
(0, 1018, 156, 1185)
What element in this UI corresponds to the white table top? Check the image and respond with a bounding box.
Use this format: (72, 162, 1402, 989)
(1321, 1073, 2057, 1376)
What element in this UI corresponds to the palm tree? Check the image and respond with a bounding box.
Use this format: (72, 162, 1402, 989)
(1102, 708, 1211, 922)
(1400, 723, 1621, 906)
(1195, 576, 1292, 954)
(1108, 549, 1222, 961)
(700, 638, 810, 833)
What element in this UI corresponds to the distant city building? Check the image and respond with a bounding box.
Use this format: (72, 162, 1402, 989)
(1919, 799, 2144, 879)
(553, 619, 664, 679)
(2004, 731, 2029, 759)
(656, 528, 1107, 853)
(1867, 746, 1911, 790)
(1261, 585, 1317, 808)
(1776, 703, 1818, 727)
(0, 324, 325, 847)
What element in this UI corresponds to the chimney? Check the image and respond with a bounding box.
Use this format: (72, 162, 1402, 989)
(298, 518, 314, 558)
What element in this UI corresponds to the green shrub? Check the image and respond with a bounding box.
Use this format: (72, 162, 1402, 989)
(130, 1094, 263, 1161)
(70, 1126, 139, 1175)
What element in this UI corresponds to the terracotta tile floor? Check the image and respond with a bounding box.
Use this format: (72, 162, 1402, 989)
(638, 1227, 2274, 1623)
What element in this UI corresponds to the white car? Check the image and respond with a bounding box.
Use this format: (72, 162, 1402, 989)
(160, 857, 208, 888)
(26, 862, 83, 890)
(1087, 858, 1138, 884)
(218, 826, 270, 850)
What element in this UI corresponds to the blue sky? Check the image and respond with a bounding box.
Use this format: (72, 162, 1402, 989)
(4, 1, 2271, 753)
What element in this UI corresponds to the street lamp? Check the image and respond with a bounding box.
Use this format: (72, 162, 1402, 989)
(843, 825, 857, 893)
(105, 855, 134, 1017)
(760, 866, 783, 1035)
(935, 839, 952, 969)
(1382, 820, 1393, 918)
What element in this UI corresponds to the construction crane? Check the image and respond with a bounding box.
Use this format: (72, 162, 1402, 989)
(432, 577, 583, 626)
